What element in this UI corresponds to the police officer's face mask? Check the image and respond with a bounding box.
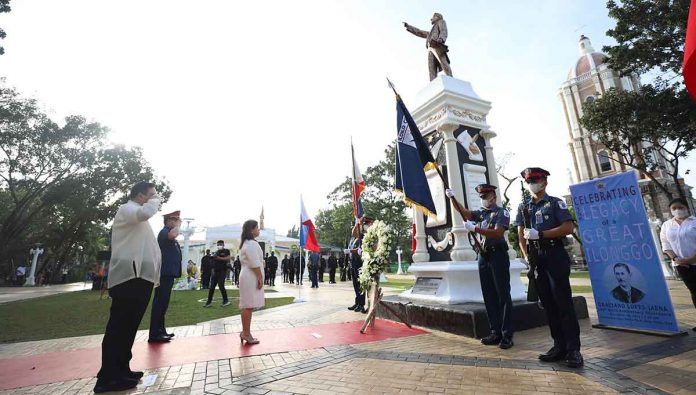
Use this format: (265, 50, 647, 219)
(528, 181, 545, 194)
(480, 195, 495, 208)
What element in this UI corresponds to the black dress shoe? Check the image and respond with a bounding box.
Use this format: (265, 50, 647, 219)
(93, 378, 138, 393)
(347, 304, 358, 311)
(480, 333, 502, 346)
(539, 346, 566, 362)
(148, 335, 171, 343)
(565, 350, 584, 368)
(126, 370, 144, 380)
(166, 332, 175, 337)
(499, 337, 514, 349)
(358, 306, 368, 313)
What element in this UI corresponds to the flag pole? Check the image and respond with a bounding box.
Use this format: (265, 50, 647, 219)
(296, 196, 304, 303)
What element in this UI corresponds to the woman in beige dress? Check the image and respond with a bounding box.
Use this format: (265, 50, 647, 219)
(238, 219, 265, 344)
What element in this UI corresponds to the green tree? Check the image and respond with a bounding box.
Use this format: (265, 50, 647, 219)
(604, 0, 690, 77)
(0, 0, 9, 55)
(286, 225, 298, 238)
(580, 83, 696, 203)
(0, 83, 171, 281)
(316, 142, 412, 262)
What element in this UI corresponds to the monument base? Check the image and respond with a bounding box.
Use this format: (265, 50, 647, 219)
(401, 259, 527, 304)
(377, 295, 589, 338)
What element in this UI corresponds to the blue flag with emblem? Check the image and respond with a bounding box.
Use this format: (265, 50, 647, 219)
(393, 90, 437, 217)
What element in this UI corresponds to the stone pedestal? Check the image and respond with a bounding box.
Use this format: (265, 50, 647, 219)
(404, 74, 526, 304)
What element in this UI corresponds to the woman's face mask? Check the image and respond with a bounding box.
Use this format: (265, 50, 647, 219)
(672, 208, 689, 219)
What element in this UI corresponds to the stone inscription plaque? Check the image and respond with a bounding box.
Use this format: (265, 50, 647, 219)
(412, 277, 443, 295)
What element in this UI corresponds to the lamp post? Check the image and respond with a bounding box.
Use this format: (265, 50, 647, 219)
(176, 218, 196, 290)
(26, 245, 44, 286)
(396, 246, 404, 275)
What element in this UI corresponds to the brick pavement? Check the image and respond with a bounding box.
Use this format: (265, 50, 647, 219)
(1, 276, 695, 394)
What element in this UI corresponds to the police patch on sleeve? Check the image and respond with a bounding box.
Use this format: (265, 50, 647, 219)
(558, 200, 568, 210)
(503, 209, 509, 217)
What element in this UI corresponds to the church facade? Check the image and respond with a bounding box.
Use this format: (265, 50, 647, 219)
(559, 35, 694, 221)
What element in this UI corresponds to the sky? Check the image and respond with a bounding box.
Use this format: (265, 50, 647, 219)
(1, 0, 694, 235)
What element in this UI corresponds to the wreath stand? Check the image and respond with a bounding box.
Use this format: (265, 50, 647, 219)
(360, 276, 412, 334)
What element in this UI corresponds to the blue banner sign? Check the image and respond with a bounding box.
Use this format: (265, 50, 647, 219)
(570, 171, 679, 333)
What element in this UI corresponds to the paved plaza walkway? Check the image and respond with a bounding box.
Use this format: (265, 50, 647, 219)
(0, 282, 90, 304)
(1, 275, 696, 394)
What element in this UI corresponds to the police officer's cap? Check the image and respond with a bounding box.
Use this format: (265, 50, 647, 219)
(475, 184, 497, 195)
(163, 210, 181, 219)
(520, 167, 550, 181)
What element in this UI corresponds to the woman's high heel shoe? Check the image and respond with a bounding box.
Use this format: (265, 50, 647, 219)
(239, 333, 260, 345)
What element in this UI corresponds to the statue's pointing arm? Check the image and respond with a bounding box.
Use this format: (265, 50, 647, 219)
(403, 22, 428, 38)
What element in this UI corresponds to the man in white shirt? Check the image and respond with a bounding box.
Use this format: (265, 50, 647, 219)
(660, 197, 696, 331)
(95, 182, 162, 393)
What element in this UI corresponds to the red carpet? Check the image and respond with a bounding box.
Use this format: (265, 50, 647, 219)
(0, 320, 426, 390)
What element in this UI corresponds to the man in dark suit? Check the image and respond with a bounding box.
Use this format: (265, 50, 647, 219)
(294, 254, 305, 285)
(267, 251, 278, 286)
(611, 263, 645, 303)
(319, 255, 326, 282)
(328, 253, 337, 283)
(200, 249, 213, 289)
(149, 210, 182, 343)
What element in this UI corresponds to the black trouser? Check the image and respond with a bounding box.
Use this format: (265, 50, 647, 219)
(329, 267, 336, 283)
(207, 271, 228, 304)
(351, 266, 365, 306)
(234, 268, 240, 285)
(677, 265, 696, 309)
(534, 246, 580, 351)
(340, 267, 346, 281)
(149, 276, 175, 338)
(269, 269, 277, 286)
(309, 269, 319, 287)
(318, 268, 325, 282)
(296, 268, 304, 284)
(97, 278, 153, 382)
(478, 249, 513, 339)
(347, 266, 352, 281)
(288, 270, 295, 283)
(201, 270, 211, 289)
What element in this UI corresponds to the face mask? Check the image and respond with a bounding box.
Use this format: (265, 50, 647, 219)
(217, 245, 223, 250)
(480, 198, 494, 208)
(672, 209, 689, 219)
(528, 182, 544, 194)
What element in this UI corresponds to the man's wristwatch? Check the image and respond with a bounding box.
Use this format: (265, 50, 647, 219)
(538, 230, 545, 239)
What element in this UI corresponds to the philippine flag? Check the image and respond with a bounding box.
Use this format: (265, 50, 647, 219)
(685, 0, 696, 100)
(351, 143, 365, 220)
(300, 196, 321, 253)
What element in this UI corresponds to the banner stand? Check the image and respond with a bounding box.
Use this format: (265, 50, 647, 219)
(592, 324, 687, 338)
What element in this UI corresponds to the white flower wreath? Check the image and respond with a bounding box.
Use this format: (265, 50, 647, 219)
(358, 220, 394, 293)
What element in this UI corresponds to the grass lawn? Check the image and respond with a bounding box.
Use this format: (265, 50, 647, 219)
(520, 271, 589, 279)
(380, 278, 416, 291)
(571, 285, 593, 293)
(0, 289, 293, 344)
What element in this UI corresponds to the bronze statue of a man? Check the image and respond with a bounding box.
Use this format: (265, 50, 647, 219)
(404, 13, 453, 81)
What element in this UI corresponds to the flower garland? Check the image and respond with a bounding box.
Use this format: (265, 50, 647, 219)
(358, 220, 394, 293)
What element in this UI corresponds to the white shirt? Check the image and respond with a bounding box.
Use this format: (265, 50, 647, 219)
(240, 240, 263, 270)
(108, 198, 162, 288)
(660, 216, 696, 266)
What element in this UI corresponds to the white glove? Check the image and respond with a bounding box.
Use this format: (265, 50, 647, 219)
(523, 228, 539, 240)
(357, 247, 363, 255)
(464, 221, 476, 232)
(445, 188, 455, 198)
(343, 249, 350, 254)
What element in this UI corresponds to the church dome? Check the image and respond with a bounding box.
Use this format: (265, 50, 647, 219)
(567, 35, 608, 79)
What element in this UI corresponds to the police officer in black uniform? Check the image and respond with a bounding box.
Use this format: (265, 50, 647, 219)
(447, 184, 514, 348)
(346, 217, 371, 314)
(515, 167, 583, 368)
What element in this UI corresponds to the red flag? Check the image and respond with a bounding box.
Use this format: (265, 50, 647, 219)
(685, 0, 696, 100)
